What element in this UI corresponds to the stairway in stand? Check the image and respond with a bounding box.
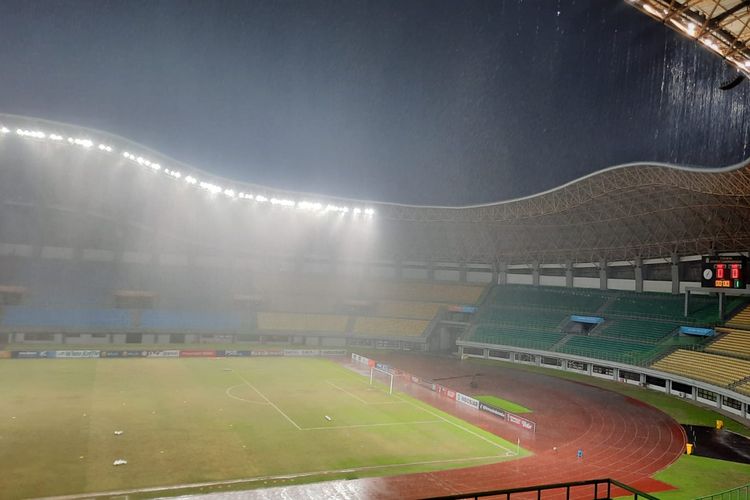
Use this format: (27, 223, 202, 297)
(727, 303, 750, 331)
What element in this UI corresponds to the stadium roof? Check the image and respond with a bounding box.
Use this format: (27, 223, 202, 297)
(1, 113, 749, 265)
(385, 160, 750, 264)
(627, 0, 750, 76)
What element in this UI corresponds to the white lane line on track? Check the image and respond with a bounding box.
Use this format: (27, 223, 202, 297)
(234, 372, 302, 430)
(38, 455, 505, 500)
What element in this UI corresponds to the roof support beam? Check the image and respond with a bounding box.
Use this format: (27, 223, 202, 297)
(709, 0, 750, 27)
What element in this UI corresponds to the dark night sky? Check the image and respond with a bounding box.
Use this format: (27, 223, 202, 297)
(1, 0, 749, 205)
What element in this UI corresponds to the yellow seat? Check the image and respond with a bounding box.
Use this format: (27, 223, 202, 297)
(257, 312, 348, 333)
(353, 317, 429, 337)
(652, 349, 750, 387)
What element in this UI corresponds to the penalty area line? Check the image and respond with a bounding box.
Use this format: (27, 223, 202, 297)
(38, 455, 506, 500)
(225, 384, 271, 406)
(326, 380, 368, 403)
(234, 372, 302, 430)
(326, 380, 401, 405)
(302, 419, 442, 431)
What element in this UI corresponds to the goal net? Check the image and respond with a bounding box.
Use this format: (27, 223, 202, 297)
(369, 366, 394, 395)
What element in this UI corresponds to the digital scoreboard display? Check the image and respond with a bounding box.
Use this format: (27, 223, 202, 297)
(701, 256, 747, 289)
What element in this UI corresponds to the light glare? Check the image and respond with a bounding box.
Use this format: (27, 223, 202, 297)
(3, 121, 376, 218)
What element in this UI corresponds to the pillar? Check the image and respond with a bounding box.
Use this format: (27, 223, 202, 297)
(498, 261, 507, 285)
(565, 261, 574, 288)
(671, 253, 680, 295)
(459, 262, 468, 283)
(532, 261, 540, 287)
(599, 258, 607, 291)
(634, 256, 643, 293)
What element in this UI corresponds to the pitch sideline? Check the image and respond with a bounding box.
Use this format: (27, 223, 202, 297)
(38, 454, 508, 500)
(230, 368, 519, 454)
(395, 395, 517, 455)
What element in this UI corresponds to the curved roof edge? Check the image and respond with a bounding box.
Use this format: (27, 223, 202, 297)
(1, 112, 747, 210)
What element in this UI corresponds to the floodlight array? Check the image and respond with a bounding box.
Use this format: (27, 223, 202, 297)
(1, 122, 376, 218)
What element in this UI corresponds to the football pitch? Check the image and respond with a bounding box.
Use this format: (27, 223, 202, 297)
(0, 357, 527, 498)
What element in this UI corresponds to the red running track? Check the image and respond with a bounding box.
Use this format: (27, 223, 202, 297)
(241, 353, 685, 499)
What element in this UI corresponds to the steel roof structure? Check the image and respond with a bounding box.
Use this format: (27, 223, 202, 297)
(1, 114, 749, 267)
(627, 0, 750, 76)
(382, 160, 750, 264)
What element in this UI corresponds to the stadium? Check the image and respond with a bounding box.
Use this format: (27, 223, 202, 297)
(2, 116, 750, 497)
(4, 1, 750, 499)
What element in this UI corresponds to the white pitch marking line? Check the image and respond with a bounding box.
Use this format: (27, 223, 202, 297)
(395, 395, 515, 455)
(352, 374, 515, 455)
(303, 419, 442, 431)
(225, 384, 271, 406)
(39, 455, 504, 500)
(234, 372, 302, 430)
(326, 380, 369, 403)
(326, 380, 400, 405)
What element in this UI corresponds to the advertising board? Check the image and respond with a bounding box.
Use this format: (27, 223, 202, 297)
(179, 350, 217, 357)
(50, 350, 100, 358)
(455, 392, 480, 409)
(143, 350, 180, 358)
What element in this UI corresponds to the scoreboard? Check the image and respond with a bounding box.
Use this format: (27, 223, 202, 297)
(701, 256, 747, 289)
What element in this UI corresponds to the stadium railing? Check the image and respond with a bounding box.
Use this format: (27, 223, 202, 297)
(419, 477, 658, 500)
(695, 482, 750, 500)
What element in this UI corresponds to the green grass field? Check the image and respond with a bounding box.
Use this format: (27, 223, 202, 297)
(646, 455, 750, 499)
(0, 357, 526, 499)
(475, 395, 532, 414)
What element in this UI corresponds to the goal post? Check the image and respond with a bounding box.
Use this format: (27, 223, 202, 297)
(370, 366, 394, 395)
